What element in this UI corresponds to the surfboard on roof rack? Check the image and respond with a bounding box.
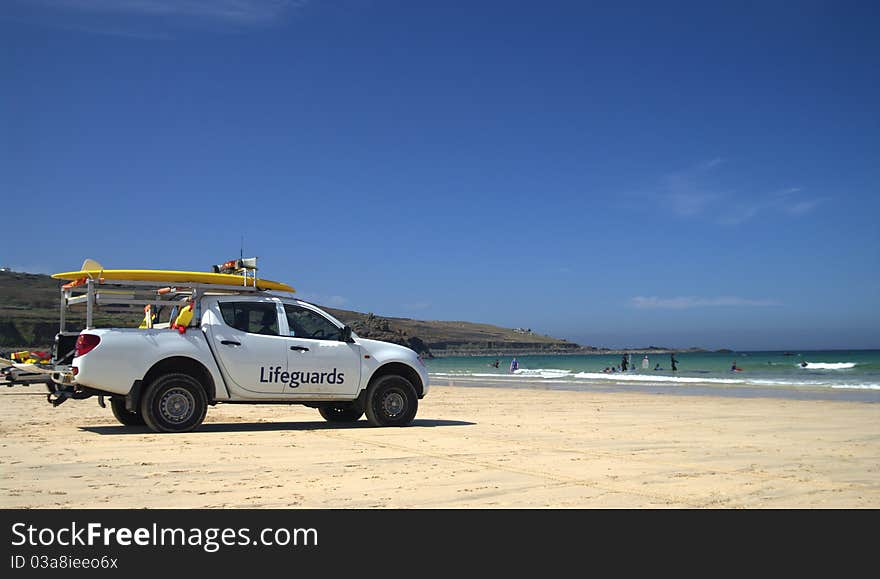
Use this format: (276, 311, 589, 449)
(52, 258, 295, 333)
(51, 258, 295, 293)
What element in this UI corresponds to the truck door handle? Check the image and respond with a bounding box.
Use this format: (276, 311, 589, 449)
(290, 345, 309, 352)
(221, 340, 241, 346)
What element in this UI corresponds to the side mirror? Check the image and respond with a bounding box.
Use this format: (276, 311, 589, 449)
(341, 325, 354, 343)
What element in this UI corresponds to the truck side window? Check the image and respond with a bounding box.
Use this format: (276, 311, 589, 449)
(284, 304, 342, 341)
(219, 302, 279, 336)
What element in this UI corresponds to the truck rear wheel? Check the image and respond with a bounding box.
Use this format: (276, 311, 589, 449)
(110, 397, 145, 426)
(318, 403, 364, 423)
(364, 375, 418, 427)
(140, 373, 207, 433)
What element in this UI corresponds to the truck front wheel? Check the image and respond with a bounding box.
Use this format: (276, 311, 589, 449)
(110, 397, 145, 426)
(364, 375, 418, 427)
(140, 373, 208, 433)
(318, 403, 364, 423)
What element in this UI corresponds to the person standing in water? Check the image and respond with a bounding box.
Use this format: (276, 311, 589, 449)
(621, 354, 628, 372)
(670, 353, 679, 372)
(509, 357, 519, 373)
(642, 355, 649, 370)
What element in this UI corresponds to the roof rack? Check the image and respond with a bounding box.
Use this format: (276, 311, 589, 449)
(60, 277, 265, 331)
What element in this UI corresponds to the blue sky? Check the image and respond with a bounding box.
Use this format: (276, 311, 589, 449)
(2, 0, 878, 350)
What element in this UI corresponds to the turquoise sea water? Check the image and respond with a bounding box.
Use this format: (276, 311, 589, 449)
(426, 350, 880, 401)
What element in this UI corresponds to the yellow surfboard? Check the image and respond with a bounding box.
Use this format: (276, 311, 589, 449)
(51, 269, 295, 293)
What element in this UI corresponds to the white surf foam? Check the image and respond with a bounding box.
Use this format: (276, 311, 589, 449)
(798, 362, 857, 370)
(831, 383, 880, 390)
(513, 368, 573, 379)
(430, 369, 880, 390)
(571, 372, 750, 385)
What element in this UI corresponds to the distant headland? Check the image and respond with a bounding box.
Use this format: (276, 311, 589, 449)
(0, 270, 718, 357)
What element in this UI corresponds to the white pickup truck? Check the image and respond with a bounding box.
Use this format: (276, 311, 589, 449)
(52, 291, 428, 433)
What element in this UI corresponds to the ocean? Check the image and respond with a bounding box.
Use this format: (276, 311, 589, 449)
(425, 350, 880, 402)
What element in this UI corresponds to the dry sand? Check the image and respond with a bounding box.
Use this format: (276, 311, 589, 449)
(1, 384, 878, 508)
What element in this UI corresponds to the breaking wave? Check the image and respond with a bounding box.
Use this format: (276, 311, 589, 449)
(513, 368, 573, 379)
(798, 362, 857, 370)
(430, 367, 879, 390)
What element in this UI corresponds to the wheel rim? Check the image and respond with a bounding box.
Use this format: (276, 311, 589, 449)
(159, 386, 195, 424)
(381, 390, 406, 418)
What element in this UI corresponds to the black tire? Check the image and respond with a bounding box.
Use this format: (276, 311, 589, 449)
(318, 403, 364, 423)
(110, 397, 145, 426)
(364, 375, 418, 427)
(139, 373, 208, 433)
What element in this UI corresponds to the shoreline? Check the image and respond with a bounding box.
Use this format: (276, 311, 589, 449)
(426, 348, 708, 358)
(428, 375, 880, 403)
(2, 382, 878, 508)
(425, 348, 879, 358)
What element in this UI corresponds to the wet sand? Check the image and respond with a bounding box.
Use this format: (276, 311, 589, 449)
(1, 384, 878, 508)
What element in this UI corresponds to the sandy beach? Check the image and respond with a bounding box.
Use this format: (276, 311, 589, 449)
(1, 383, 878, 508)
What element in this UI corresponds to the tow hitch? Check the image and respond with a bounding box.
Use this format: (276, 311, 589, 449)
(47, 385, 94, 407)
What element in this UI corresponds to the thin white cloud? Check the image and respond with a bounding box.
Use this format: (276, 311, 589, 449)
(784, 198, 824, 216)
(35, 0, 305, 23)
(699, 157, 723, 171)
(666, 191, 722, 217)
(52, 23, 172, 39)
(652, 159, 824, 224)
(660, 157, 725, 217)
(631, 296, 780, 309)
(717, 205, 760, 226)
(720, 191, 824, 225)
(654, 158, 825, 225)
